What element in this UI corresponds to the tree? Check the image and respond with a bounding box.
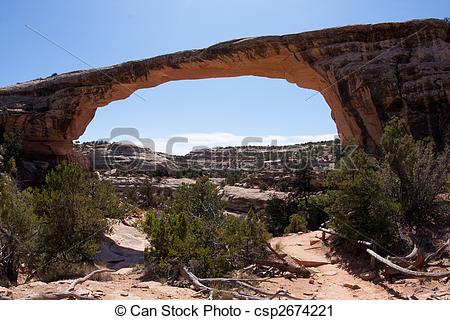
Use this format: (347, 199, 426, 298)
(264, 196, 299, 236)
(321, 120, 449, 248)
(0, 174, 37, 285)
(143, 179, 268, 278)
(293, 166, 313, 205)
(1, 131, 23, 167)
(169, 176, 225, 220)
(323, 149, 401, 247)
(29, 164, 126, 278)
(0, 131, 23, 176)
(381, 119, 449, 224)
(284, 213, 308, 234)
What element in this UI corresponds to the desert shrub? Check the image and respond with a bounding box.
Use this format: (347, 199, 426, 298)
(143, 178, 268, 278)
(0, 131, 23, 175)
(263, 197, 298, 236)
(323, 149, 401, 247)
(381, 119, 449, 224)
(321, 120, 449, 248)
(0, 174, 37, 285)
(169, 176, 225, 219)
(124, 179, 165, 209)
(139, 179, 167, 209)
(276, 180, 290, 192)
(29, 164, 126, 277)
(225, 170, 241, 185)
(1, 131, 23, 167)
(297, 197, 329, 230)
(258, 180, 269, 191)
(284, 213, 308, 234)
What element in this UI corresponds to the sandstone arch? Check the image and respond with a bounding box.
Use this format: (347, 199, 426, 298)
(0, 19, 449, 157)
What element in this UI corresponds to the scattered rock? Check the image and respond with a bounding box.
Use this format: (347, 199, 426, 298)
(223, 186, 288, 213)
(26, 281, 47, 288)
(359, 271, 377, 281)
(132, 281, 162, 289)
(0, 287, 13, 298)
(291, 256, 329, 267)
(114, 268, 134, 275)
(343, 283, 361, 290)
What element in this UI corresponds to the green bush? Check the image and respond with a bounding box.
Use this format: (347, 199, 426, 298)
(381, 119, 449, 224)
(124, 179, 167, 209)
(264, 197, 298, 236)
(225, 171, 241, 185)
(323, 149, 401, 247)
(284, 213, 308, 234)
(169, 176, 225, 220)
(143, 178, 268, 278)
(297, 197, 329, 230)
(29, 164, 126, 277)
(0, 174, 37, 285)
(1, 131, 23, 167)
(320, 120, 449, 247)
(258, 181, 269, 191)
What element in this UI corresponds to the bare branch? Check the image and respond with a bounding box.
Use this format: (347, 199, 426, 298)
(20, 268, 114, 300)
(366, 249, 450, 279)
(424, 239, 450, 265)
(175, 263, 300, 300)
(68, 268, 113, 291)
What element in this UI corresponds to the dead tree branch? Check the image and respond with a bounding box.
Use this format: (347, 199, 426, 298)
(22, 268, 114, 300)
(264, 240, 287, 260)
(366, 249, 450, 279)
(424, 239, 450, 265)
(175, 264, 301, 300)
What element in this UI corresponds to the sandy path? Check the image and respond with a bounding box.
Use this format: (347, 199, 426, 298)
(96, 221, 149, 270)
(5, 227, 447, 300)
(261, 231, 392, 299)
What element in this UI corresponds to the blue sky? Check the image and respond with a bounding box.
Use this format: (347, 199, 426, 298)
(1, 1, 449, 154)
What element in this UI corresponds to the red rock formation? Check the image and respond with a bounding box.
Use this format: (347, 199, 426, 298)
(0, 19, 449, 157)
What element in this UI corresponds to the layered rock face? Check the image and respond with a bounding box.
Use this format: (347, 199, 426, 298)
(223, 186, 288, 214)
(0, 19, 449, 157)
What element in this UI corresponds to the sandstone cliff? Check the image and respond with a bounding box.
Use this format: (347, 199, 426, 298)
(0, 19, 449, 157)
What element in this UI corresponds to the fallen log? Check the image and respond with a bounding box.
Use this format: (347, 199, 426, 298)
(430, 291, 450, 299)
(424, 239, 450, 265)
(22, 268, 114, 300)
(366, 249, 450, 279)
(176, 264, 301, 300)
(387, 244, 419, 267)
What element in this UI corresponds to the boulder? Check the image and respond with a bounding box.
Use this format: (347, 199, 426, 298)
(223, 185, 288, 213)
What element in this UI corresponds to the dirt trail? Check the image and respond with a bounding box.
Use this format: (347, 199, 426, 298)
(96, 222, 149, 270)
(4, 227, 447, 300)
(261, 231, 392, 299)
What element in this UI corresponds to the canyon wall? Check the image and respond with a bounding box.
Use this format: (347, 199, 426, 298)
(0, 19, 449, 157)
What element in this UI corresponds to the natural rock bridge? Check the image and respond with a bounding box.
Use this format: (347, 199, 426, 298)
(0, 19, 449, 157)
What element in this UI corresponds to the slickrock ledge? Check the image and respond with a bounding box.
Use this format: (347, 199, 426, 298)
(0, 19, 449, 157)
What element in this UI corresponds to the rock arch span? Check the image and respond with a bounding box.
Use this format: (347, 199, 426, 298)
(0, 19, 449, 157)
